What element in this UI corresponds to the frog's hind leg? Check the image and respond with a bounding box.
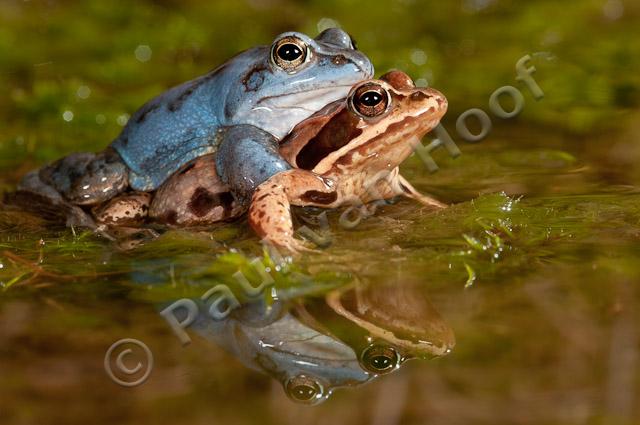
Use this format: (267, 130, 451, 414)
(93, 192, 152, 227)
(149, 155, 244, 226)
(359, 169, 446, 209)
(249, 169, 336, 253)
(8, 148, 131, 229)
(39, 148, 128, 205)
(8, 169, 97, 229)
(90, 192, 163, 246)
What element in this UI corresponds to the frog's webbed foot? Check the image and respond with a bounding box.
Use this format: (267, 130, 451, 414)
(96, 224, 160, 250)
(265, 236, 320, 255)
(249, 169, 336, 254)
(377, 172, 446, 209)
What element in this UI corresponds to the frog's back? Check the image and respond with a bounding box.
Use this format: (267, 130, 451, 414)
(111, 48, 264, 191)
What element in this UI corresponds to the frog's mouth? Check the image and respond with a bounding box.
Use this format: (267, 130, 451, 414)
(278, 102, 360, 170)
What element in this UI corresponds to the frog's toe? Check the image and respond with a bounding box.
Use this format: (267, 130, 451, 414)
(418, 197, 448, 209)
(265, 236, 320, 255)
(290, 239, 321, 254)
(96, 224, 160, 249)
(65, 206, 97, 229)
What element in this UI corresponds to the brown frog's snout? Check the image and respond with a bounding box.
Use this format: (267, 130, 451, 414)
(425, 87, 448, 115)
(408, 87, 448, 116)
(380, 70, 448, 114)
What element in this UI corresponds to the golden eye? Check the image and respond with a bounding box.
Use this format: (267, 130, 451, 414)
(350, 83, 390, 118)
(285, 375, 324, 404)
(360, 345, 400, 374)
(271, 36, 308, 72)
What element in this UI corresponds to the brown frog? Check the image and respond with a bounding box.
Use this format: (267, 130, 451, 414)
(249, 70, 448, 251)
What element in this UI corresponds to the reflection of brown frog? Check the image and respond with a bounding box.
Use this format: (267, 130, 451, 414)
(294, 279, 455, 375)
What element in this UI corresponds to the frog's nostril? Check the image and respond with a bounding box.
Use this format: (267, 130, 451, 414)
(410, 91, 430, 102)
(332, 54, 348, 66)
(422, 88, 447, 109)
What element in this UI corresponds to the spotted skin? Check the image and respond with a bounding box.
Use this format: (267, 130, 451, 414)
(249, 170, 335, 252)
(92, 192, 152, 226)
(149, 155, 243, 226)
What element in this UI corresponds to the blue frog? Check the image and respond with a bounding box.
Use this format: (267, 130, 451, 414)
(189, 300, 373, 405)
(14, 28, 373, 229)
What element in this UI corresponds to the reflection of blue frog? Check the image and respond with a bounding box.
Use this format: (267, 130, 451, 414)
(188, 300, 372, 404)
(138, 256, 371, 404)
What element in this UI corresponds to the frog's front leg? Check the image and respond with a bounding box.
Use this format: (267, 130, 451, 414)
(215, 125, 292, 205)
(12, 170, 96, 228)
(249, 169, 336, 253)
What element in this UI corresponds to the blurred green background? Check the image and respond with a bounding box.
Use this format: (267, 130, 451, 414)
(1, 1, 640, 425)
(1, 0, 638, 170)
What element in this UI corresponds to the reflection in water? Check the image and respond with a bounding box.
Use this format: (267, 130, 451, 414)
(296, 280, 456, 374)
(167, 278, 455, 404)
(190, 300, 370, 404)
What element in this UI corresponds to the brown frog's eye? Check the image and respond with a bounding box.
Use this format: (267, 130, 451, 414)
(350, 83, 390, 118)
(361, 345, 400, 374)
(285, 375, 324, 404)
(272, 36, 308, 72)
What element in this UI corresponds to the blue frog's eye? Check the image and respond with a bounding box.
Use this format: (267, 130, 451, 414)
(272, 36, 308, 72)
(285, 374, 325, 404)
